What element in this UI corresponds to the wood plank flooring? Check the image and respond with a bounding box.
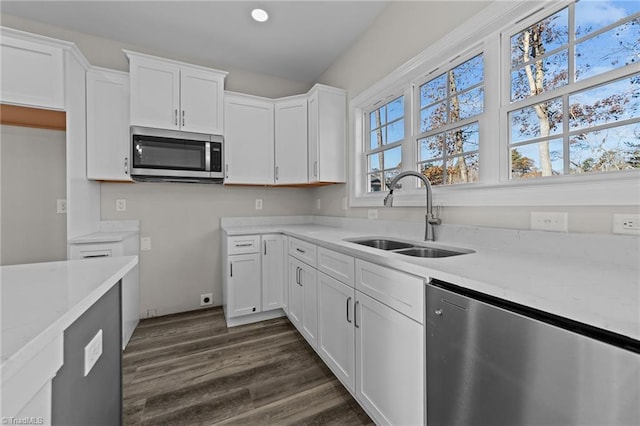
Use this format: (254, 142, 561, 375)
(123, 307, 373, 425)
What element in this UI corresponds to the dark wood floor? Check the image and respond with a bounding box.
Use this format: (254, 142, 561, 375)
(123, 307, 373, 425)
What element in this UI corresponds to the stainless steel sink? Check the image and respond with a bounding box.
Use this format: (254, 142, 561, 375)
(346, 237, 474, 258)
(351, 239, 413, 250)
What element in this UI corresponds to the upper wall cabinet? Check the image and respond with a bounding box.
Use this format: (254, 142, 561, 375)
(308, 84, 347, 183)
(125, 51, 227, 135)
(274, 95, 308, 185)
(0, 29, 65, 110)
(224, 92, 274, 185)
(86, 67, 132, 182)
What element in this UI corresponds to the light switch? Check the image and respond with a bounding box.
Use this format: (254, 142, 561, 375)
(140, 237, 151, 251)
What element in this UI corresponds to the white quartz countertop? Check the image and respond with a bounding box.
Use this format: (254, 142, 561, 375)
(67, 230, 138, 244)
(223, 222, 640, 342)
(1, 256, 138, 379)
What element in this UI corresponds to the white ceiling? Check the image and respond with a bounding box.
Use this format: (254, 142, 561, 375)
(1, 0, 390, 83)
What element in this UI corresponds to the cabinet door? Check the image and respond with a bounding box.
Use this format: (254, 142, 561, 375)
(288, 256, 304, 329)
(355, 290, 424, 426)
(261, 234, 285, 311)
(0, 32, 64, 109)
(227, 253, 261, 318)
(224, 93, 274, 184)
(300, 261, 318, 350)
(86, 68, 132, 181)
(308, 85, 346, 183)
(274, 96, 308, 184)
(129, 55, 180, 130)
(317, 272, 355, 392)
(179, 67, 224, 134)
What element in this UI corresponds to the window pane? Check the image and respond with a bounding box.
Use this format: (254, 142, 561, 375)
(387, 97, 404, 122)
(419, 160, 445, 186)
(569, 122, 640, 174)
(383, 146, 402, 169)
(575, 24, 640, 82)
(420, 102, 447, 132)
(368, 172, 383, 192)
(368, 153, 381, 172)
(420, 74, 447, 107)
(447, 153, 479, 184)
(510, 98, 563, 143)
(510, 7, 568, 68)
(418, 134, 445, 161)
(569, 75, 640, 130)
(447, 123, 480, 155)
(511, 139, 564, 179)
(451, 87, 484, 122)
(511, 50, 569, 101)
(370, 107, 386, 129)
(370, 129, 385, 149)
(451, 55, 484, 93)
(387, 119, 404, 144)
(575, 1, 640, 39)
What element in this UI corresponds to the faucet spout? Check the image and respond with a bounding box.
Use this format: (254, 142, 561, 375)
(384, 171, 441, 241)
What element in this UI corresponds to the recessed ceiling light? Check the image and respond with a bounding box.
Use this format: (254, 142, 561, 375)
(251, 8, 269, 23)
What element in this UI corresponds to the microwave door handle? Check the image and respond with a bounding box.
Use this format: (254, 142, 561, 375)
(205, 142, 211, 172)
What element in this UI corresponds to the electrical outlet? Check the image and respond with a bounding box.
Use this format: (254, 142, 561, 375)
(140, 237, 151, 251)
(255, 199, 263, 210)
(200, 293, 213, 306)
(613, 214, 640, 235)
(530, 212, 568, 232)
(316, 198, 321, 209)
(84, 329, 103, 377)
(56, 199, 67, 214)
(368, 209, 378, 220)
(116, 199, 126, 212)
(146, 309, 157, 318)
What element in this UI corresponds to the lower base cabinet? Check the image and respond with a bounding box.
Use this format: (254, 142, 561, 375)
(288, 255, 318, 349)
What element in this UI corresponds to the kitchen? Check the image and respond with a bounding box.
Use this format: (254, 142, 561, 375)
(1, 0, 639, 425)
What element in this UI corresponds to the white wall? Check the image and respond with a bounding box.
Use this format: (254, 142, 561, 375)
(314, 1, 640, 233)
(1, 125, 67, 265)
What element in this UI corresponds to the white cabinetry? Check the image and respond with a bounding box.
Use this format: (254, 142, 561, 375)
(126, 51, 226, 134)
(261, 234, 285, 311)
(274, 95, 308, 184)
(86, 67, 132, 181)
(307, 84, 346, 183)
(0, 29, 64, 110)
(222, 233, 286, 326)
(288, 255, 318, 349)
(224, 92, 274, 184)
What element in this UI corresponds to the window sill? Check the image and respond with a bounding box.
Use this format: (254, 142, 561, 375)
(350, 171, 640, 207)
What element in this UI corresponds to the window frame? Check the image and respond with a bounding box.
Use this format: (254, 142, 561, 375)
(349, 0, 640, 208)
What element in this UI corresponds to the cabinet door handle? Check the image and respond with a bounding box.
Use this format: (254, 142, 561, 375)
(124, 157, 129, 175)
(174, 109, 178, 126)
(230, 262, 233, 277)
(296, 248, 306, 254)
(182, 110, 185, 127)
(346, 296, 352, 323)
(275, 166, 279, 181)
(354, 300, 360, 328)
(263, 240, 267, 255)
(225, 164, 229, 179)
(313, 161, 318, 177)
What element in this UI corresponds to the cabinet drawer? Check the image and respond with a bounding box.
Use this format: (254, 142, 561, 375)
(355, 259, 424, 323)
(288, 237, 317, 267)
(227, 235, 260, 255)
(318, 247, 354, 287)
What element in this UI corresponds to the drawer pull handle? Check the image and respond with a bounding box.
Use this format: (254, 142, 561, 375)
(296, 248, 306, 254)
(235, 243, 253, 247)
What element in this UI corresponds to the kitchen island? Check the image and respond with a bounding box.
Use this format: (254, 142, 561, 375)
(1, 255, 138, 425)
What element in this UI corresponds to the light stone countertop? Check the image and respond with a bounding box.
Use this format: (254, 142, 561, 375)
(222, 218, 640, 342)
(1, 256, 139, 381)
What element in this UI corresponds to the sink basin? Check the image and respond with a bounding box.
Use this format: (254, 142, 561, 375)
(346, 237, 474, 258)
(350, 239, 414, 250)
(394, 247, 469, 258)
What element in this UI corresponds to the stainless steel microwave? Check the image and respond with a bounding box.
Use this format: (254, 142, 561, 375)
(130, 126, 223, 183)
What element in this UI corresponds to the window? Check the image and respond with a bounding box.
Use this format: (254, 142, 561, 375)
(365, 96, 404, 192)
(417, 54, 483, 185)
(507, 2, 640, 179)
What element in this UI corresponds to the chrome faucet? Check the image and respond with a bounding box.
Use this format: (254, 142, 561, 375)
(383, 171, 441, 241)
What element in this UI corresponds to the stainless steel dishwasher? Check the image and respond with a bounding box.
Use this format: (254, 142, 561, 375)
(426, 279, 640, 426)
